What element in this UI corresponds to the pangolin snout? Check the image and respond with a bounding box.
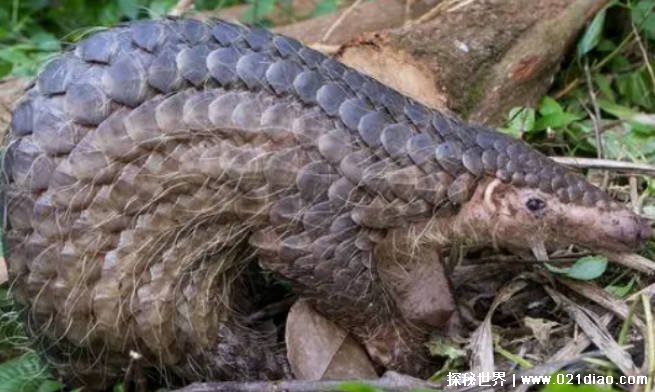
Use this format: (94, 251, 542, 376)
(635, 218, 653, 246)
(610, 214, 652, 250)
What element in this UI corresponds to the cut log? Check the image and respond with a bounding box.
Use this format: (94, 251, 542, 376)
(334, 0, 611, 124)
(264, 0, 609, 125)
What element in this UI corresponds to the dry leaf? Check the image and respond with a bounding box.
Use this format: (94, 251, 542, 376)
(545, 287, 639, 378)
(470, 279, 528, 374)
(558, 277, 645, 332)
(285, 299, 377, 380)
(524, 317, 559, 348)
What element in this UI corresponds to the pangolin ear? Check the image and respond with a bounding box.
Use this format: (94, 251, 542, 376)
(483, 178, 508, 211)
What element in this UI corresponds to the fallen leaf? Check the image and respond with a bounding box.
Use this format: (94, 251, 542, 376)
(524, 317, 559, 348)
(470, 279, 528, 374)
(285, 299, 377, 380)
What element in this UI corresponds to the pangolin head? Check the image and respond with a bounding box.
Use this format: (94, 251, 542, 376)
(479, 177, 651, 256)
(452, 137, 652, 257)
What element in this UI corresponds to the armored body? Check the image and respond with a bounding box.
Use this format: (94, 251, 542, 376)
(2, 18, 650, 387)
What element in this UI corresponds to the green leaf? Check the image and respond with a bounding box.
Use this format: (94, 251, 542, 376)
(534, 112, 580, 130)
(37, 380, 63, 392)
(426, 338, 466, 360)
(0, 47, 30, 65)
(541, 377, 621, 392)
(0, 59, 12, 78)
(605, 277, 635, 298)
(545, 256, 608, 281)
(149, 0, 177, 16)
(566, 255, 608, 280)
(593, 74, 615, 102)
(595, 38, 616, 52)
(598, 99, 655, 127)
(505, 107, 535, 136)
(600, 125, 655, 160)
(99, 2, 122, 25)
(0, 353, 54, 392)
(616, 72, 655, 110)
(333, 382, 385, 392)
(608, 54, 631, 72)
(242, 0, 277, 23)
(538, 96, 562, 116)
(31, 31, 61, 52)
(577, 6, 607, 58)
(195, 0, 223, 10)
(25, 0, 49, 11)
(311, 0, 339, 17)
(118, 0, 140, 19)
(631, 0, 655, 40)
(495, 343, 533, 368)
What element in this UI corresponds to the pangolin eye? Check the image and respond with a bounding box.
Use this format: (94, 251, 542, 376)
(526, 197, 546, 212)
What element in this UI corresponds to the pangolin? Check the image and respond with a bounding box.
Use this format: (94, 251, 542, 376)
(1, 17, 651, 387)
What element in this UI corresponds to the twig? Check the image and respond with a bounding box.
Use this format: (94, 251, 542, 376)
(641, 293, 654, 392)
(403, 1, 449, 29)
(557, 278, 646, 332)
(174, 371, 441, 392)
(545, 287, 639, 378)
(583, 60, 610, 189)
(406, 1, 446, 27)
(169, 0, 195, 16)
(403, 0, 412, 25)
(456, 352, 610, 392)
(553, 1, 654, 101)
(320, 0, 365, 43)
(603, 252, 655, 276)
(244, 296, 296, 324)
(551, 157, 655, 177)
(598, 119, 623, 133)
(629, 176, 639, 212)
(405, 0, 474, 28)
(552, 31, 636, 99)
(308, 43, 341, 55)
(553, 78, 581, 100)
(583, 61, 604, 159)
(637, 190, 648, 213)
(513, 314, 614, 392)
(631, 14, 655, 91)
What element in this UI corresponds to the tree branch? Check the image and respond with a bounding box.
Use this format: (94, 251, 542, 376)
(551, 157, 655, 177)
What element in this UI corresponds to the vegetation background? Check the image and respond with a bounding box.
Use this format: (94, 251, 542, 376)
(0, 0, 653, 391)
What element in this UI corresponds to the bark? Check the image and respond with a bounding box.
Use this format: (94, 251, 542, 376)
(291, 0, 609, 125)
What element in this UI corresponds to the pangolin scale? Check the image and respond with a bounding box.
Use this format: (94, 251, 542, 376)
(1, 17, 650, 387)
